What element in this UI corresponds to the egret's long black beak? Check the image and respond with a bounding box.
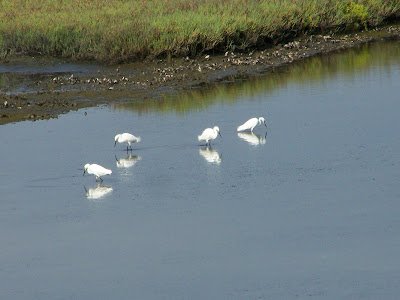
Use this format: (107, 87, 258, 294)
(83, 169, 86, 176)
(114, 141, 117, 147)
(264, 122, 267, 128)
(218, 132, 222, 137)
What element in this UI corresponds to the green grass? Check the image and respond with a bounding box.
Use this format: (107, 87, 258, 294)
(0, 0, 399, 62)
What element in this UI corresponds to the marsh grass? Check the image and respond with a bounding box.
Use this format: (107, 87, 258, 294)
(0, 0, 399, 62)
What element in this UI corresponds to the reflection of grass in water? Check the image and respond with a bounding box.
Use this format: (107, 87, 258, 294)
(287, 40, 400, 83)
(114, 40, 400, 115)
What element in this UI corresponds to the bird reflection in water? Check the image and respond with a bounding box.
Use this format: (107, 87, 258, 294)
(237, 131, 267, 146)
(199, 146, 222, 165)
(115, 153, 142, 168)
(84, 184, 113, 199)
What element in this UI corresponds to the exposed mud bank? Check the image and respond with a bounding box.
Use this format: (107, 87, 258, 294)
(1, 25, 399, 125)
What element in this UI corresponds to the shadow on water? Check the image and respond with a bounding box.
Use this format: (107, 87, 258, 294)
(237, 131, 267, 146)
(112, 40, 400, 115)
(115, 153, 142, 169)
(84, 184, 113, 200)
(198, 146, 222, 165)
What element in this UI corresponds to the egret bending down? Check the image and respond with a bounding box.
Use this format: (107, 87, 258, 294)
(198, 126, 221, 146)
(237, 117, 267, 132)
(83, 163, 112, 182)
(114, 133, 141, 151)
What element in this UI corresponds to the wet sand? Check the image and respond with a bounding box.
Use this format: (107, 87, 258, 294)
(1, 25, 400, 125)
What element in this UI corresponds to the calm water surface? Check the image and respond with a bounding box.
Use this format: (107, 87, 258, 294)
(1, 41, 400, 299)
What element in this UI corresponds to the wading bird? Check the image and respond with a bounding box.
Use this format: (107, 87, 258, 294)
(198, 126, 221, 146)
(114, 133, 141, 151)
(83, 163, 112, 182)
(237, 117, 267, 132)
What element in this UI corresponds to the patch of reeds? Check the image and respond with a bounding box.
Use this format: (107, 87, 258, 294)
(0, 0, 399, 62)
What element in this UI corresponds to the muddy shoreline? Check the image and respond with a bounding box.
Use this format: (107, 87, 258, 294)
(1, 25, 400, 125)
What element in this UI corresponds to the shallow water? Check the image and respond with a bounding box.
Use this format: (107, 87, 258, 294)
(1, 40, 400, 299)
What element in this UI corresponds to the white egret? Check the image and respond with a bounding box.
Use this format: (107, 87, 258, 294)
(198, 126, 221, 146)
(199, 146, 222, 164)
(83, 163, 112, 181)
(114, 133, 141, 151)
(237, 117, 267, 132)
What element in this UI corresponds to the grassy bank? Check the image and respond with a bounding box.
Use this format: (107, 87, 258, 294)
(0, 0, 399, 62)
